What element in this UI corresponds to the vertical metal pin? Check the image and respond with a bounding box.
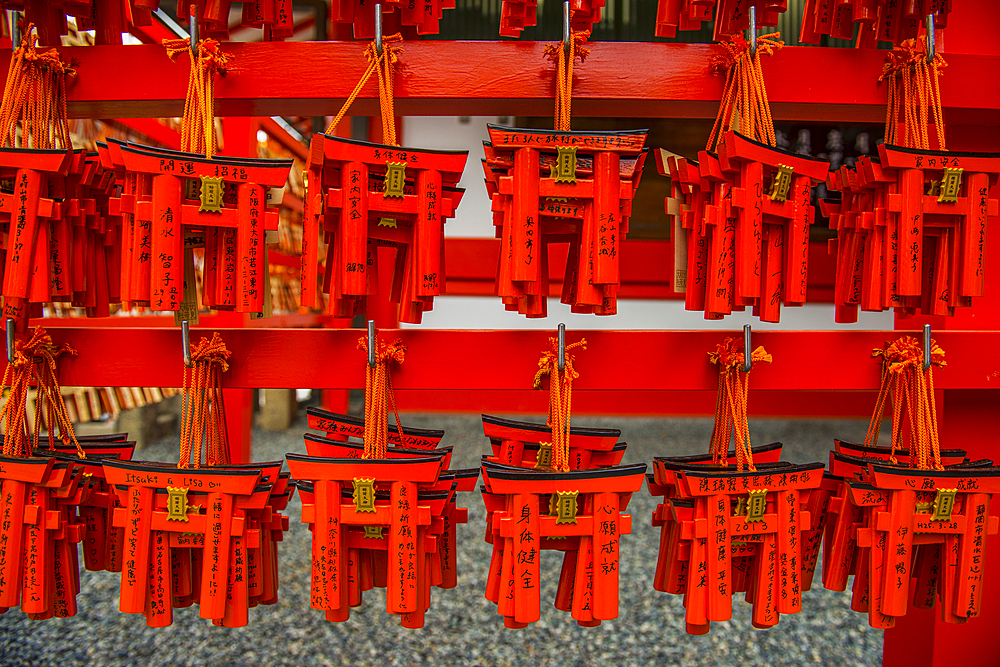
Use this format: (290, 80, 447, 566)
(557, 323, 566, 371)
(182, 320, 192, 368)
(368, 320, 376, 367)
(375, 3, 383, 56)
(747, 5, 757, 58)
(923, 324, 932, 371)
(189, 4, 198, 55)
(562, 1, 571, 52)
(11, 11, 20, 50)
(925, 14, 936, 63)
(5, 318, 14, 364)
(742, 324, 752, 373)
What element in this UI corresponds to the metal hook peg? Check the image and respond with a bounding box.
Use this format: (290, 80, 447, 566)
(557, 323, 566, 372)
(925, 13, 936, 63)
(741, 324, 752, 373)
(189, 4, 198, 55)
(10, 11, 20, 51)
(375, 3, 383, 56)
(181, 320, 192, 368)
(562, 1, 571, 52)
(367, 320, 376, 368)
(922, 324, 932, 371)
(746, 4, 757, 58)
(5, 318, 14, 364)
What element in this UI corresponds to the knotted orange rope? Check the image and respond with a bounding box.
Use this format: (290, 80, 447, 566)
(532, 336, 587, 472)
(543, 31, 591, 131)
(0, 24, 75, 149)
(358, 335, 407, 459)
(178, 332, 232, 468)
(163, 38, 231, 157)
(706, 33, 783, 152)
(707, 337, 772, 472)
(879, 36, 946, 151)
(326, 34, 404, 146)
(868, 335, 945, 470)
(0, 326, 82, 459)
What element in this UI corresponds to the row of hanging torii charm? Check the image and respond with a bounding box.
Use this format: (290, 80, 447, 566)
(0, 0, 954, 46)
(4, 390, 999, 631)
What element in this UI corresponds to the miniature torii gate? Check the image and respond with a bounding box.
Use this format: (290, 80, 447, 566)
(0, 147, 72, 327)
(118, 143, 292, 313)
(484, 125, 648, 316)
(301, 133, 468, 323)
(101, 460, 264, 624)
(481, 462, 646, 627)
(285, 452, 447, 626)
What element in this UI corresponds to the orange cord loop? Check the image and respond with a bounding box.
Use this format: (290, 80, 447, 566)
(707, 32, 782, 153)
(326, 34, 404, 146)
(163, 37, 231, 158)
(178, 332, 232, 468)
(532, 336, 587, 472)
(879, 36, 946, 150)
(0, 326, 82, 459)
(869, 335, 945, 471)
(357, 335, 407, 459)
(543, 30, 591, 132)
(0, 23, 75, 150)
(708, 337, 772, 472)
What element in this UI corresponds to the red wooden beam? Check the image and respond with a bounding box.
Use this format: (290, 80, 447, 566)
(37, 328, 1000, 391)
(10, 43, 998, 123)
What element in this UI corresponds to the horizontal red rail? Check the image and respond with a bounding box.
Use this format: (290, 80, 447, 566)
(39, 328, 1000, 391)
(9, 43, 998, 123)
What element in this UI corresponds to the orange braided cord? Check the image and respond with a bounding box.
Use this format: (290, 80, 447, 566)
(326, 34, 404, 146)
(708, 338, 772, 472)
(357, 336, 407, 459)
(706, 32, 783, 153)
(178, 332, 232, 468)
(879, 36, 947, 151)
(543, 31, 591, 132)
(0, 327, 81, 458)
(532, 336, 587, 473)
(878, 335, 946, 470)
(164, 38, 231, 158)
(865, 343, 893, 458)
(0, 25, 75, 150)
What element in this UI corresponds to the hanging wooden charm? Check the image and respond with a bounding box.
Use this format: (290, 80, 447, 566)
(483, 34, 648, 317)
(655, 0, 788, 40)
(0, 326, 99, 619)
(800, 0, 952, 49)
(288, 327, 477, 628)
(478, 332, 646, 627)
(824, 38, 1000, 322)
(819, 335, 1000, 628)
(101, 333, 292, 627)
(659, 32, 830, 323)
(647, 336, 826, 634)
(299, 34, 470, 324)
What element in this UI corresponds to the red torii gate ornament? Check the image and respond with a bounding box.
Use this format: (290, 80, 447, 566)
(819, 336, 1000, 629)
(476, 331, 646, 627)
(99, 333, 292, 627)
(483, 125, 648, 317)
(117, 143, 292, 314)
(825, 39, 1000, 322)
(655, 0, 788, 41)
(287, 327, 476, 628)
(647, 336, 826, 634)
(301, 133, 468, 324)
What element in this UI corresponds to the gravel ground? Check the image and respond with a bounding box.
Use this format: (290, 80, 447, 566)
(0, 412, 884, 667)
